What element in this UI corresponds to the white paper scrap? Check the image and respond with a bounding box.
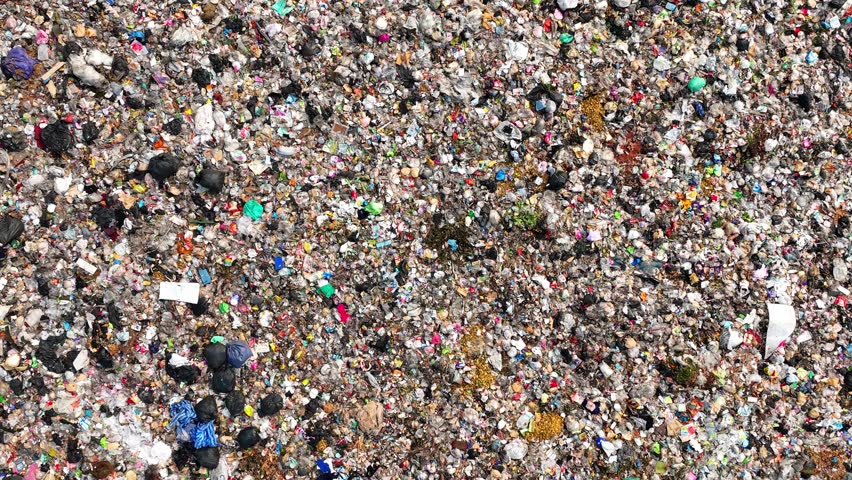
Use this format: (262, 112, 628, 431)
(76, 258, 98, 275)
(765, 303, 796, 358)
(158, 282, 200, 304)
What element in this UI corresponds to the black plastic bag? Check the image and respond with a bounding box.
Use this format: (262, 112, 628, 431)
(0, 130, 27, 152)
(166, 363, 201, 385)
(208, 54, 226, 73)
(137, 387, 155, 405)
(546, 171, 568, 191)
(194, 447, 219, 469)
(299, 39, 320, 58)
(259, 393, 283, 417)
(91, 206, 119, 230)
(236, 427, 260, 450)
(111, 56, 129, 81)
(8, 378, 23, 395)
(40, 122, 73, 155)
(81, 122, 100, 145)
(191, 296, 209, 316)
(224, 390, 245, 416)
(210, 368, 235, 393)
(36, 335, 65, 373)
(194, 395, 218, 423)
(172, 444, 193, 470)
(147, 153, 180, 181)
(61, 41, 83, 60)
(196, 169, 225, 193)
(203, 342, 227, 370)
(0, 215, 24, 245)
(165, 118, 182, 135)
(192, 68, 212, 89)
(94, 347, 114, 369)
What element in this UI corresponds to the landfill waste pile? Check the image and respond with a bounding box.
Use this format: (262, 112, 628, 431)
(0, 0, 851, 478)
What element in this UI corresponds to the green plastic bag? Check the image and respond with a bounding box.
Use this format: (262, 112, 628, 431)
(244, 200, 263, 221)
(365, 201, 383, 215)
(687, 76, 706, 93)
(317, 282, 335, 298)
(272, 0, 292, 15)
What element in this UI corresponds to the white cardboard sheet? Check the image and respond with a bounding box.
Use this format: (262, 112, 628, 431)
(158, 282, 200, 304)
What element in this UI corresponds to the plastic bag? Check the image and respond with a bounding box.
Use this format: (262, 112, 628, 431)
(0, 215, 24, 245)
(194, 103, 215, 135)
(169, 400, 197, 433)
(236, 427, 260, 450)
(196, 169, 226, 193)
(210, 369, 235, 393)
(259, 393, 283, 417)
(81, 122, 100, 145)
(1, 47, 37, 80)
(224, 390, 245, 416)
(166, 364, 201, 384)
(194, 447, 219, 469)
(39, 122, 73, 155)
(68, 54, 107, 88)
(147, 153, 180, 181)
(191, 297, 209, 316)
(194, 395, 218, 423)
(192, 421, 218, 449)
(203, 342, 227, 370)
(0, 130, 28, 152)
(226, 341, 253, 368)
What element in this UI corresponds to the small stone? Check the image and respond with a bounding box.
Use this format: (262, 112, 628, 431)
(511, 382, 523, 393)
(807, 408, 820, 419)
(624, 337, 637, 349)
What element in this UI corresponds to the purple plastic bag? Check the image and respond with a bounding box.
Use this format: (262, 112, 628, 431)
(1, 47, 37, 80)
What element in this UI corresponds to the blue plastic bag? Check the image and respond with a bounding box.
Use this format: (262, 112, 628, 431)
(169, 400, 196, 430)
(226, 341, 253, 368)
(193, 421, 218, 448)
